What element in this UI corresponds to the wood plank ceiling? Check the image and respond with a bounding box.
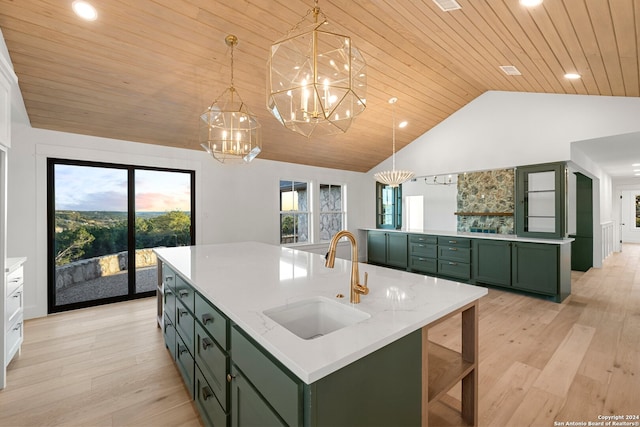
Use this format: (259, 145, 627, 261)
(0, 0, 638, 172)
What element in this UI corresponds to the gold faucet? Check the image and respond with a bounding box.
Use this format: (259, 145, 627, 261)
(325, 230, 369, 303)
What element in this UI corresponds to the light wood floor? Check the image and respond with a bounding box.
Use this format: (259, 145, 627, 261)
(2, 245, 640, 426)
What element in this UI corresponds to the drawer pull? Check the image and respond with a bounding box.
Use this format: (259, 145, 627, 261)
(165, 289, 172, 295)
(448, 262, 458, 266)
(418, 258, 426, 261)
(179, 290, 189, 298)
(202, 337, 214, 350)
(13, 322, 23, 332)
(164, 276, 174, 282)
(417, 244, 425, 247)
(201, 313, 214, 325)
(448, 240, 457, 244)
(202, 386, 214, 401)
(12, 291, 22, 298)
(9, 278, 21, 283)
(178, 309, 189, 317)
(226, 374, 236, 383)
(448, 247, 458, 251)
(178, 345, 188, 355)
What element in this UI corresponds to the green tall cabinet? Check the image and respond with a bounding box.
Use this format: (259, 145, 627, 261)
(516, 162, 566, 239)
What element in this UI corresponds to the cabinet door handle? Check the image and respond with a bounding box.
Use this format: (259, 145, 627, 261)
(201, 313, 214, 325)
(202, 337, 214, 350)
(179, 290, 189, 298)
(202, 386, 214, 401)
(448, 262, 458, 266)
(226, 374, 236, 383)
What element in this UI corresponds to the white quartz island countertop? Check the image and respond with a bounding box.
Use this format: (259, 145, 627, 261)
(155, 242, 487, 384)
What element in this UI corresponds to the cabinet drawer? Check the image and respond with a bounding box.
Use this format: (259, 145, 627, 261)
(175, 276, 195, 313)
(175, 299, 194, 356)
(437, 236, 470, 248)
(438, 246, 471, 263)
(162, 264, 176, 292)
(195, 322, 229, 410)
(6, 285, 23, 326)
(164, 314, 176, 361)
(409, 234, 437, 245)
(7, 265, 24, 296)
(409, 242, 437, 258)
(176, 333, 195, 398)
(438, 260, 471, 280)
(195, 293, 228, 350)
(195, 367, 229, 427)
(164, 286, 176, 326)
(6, 315, 23, 364)
(231, 326, 302, 427)
(409, 256, 437, 274)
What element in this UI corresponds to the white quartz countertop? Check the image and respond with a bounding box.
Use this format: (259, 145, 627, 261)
(155, 242, 487, 384)
(361, 228, 574, 245)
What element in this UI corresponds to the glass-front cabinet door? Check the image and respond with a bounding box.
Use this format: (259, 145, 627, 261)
(376, 182, 402, 229)
(516, 162, 566, 239)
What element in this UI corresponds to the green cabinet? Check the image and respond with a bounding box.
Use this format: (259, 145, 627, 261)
(516, 162, 566, 239)
(512, 242, 571, 301)
(230, 365, 286, 427)
(408, 234, 438, 274)
(366, 231, 407, 269)
(437, 236, 471, 280)
(472, 239, 511, 287)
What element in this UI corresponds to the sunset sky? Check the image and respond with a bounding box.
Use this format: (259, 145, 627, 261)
(55, 164, 191, 212)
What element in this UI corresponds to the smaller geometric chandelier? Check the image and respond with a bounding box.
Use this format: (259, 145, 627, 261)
(267, 0, 367, 138)
(200, 35, 262, 164)
(374, 97, 415, 188)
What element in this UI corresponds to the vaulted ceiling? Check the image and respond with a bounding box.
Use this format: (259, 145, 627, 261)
(0, 0, 638, 172)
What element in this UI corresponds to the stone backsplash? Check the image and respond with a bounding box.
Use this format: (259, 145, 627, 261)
(456, 169, 515, 234)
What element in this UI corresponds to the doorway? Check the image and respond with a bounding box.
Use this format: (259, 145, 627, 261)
(47, 159, 195, 313)
(570, 172, 593, 271)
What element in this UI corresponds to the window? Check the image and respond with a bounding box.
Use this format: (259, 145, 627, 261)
(280, 180, 309, 244)
(376, 182, 402, 229)
(47, 159, 195, 313)
(319, 184, 345, 241)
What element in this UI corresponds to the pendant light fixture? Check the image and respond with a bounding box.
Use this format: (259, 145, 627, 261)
(200, 35, 262, 164)
(267, 0, 367, 138)
(374, 98, 415, 188)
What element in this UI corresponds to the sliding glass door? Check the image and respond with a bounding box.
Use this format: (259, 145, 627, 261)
(48, 159, 195, 313)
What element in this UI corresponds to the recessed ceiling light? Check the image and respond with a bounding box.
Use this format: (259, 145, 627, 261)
(520, 0, 543, 6)
(398, 121, 408, 128)
(72, 1, 98, 21)
(564, 73, 581, 80)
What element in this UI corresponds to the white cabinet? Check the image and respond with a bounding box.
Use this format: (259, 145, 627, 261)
(2, 257, 26, 389)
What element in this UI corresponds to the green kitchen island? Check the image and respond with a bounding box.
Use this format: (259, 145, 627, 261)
(155, 241, 487, 427)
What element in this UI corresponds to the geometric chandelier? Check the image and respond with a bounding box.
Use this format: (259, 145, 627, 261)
(374, 97, 415, 188)
(267, 0, 367, 138)
(200, 35, 262, 164)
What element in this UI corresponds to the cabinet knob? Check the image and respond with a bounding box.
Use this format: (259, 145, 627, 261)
(202, 337, 213, 350)
(226, 374, 236, 383)
(202, 386, 214, 401)
(201, 313, 214, 325)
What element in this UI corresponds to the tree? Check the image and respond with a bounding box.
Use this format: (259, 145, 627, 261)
(55, 227, 95, 266)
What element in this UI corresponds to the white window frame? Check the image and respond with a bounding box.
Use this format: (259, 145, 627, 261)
(279, 179, 311, 245)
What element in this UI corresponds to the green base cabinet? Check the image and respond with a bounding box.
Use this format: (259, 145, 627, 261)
(472, 239, 511, 287)
(366, 231, 407, 269)
(436, 237, 471, 280)
(512, 242, 571, 302)
(408, 234, 438, 274)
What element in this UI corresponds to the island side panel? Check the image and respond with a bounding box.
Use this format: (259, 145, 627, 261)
(305, 329, 422, 427)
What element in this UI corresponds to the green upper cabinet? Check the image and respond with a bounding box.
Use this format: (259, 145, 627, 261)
(516, 162, 566, 239)
(375, 182, 402, 229)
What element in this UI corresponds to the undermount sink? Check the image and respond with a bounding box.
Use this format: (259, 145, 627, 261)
(263, 296, 371, 340)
